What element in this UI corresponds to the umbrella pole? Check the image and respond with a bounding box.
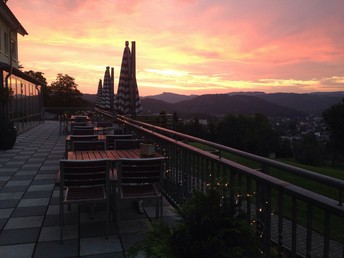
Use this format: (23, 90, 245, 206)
(130, 41, 136, 117)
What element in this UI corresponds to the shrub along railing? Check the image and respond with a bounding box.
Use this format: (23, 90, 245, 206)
(116, 115, 344, 258)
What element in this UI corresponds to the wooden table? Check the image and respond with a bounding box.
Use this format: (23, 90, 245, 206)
(67, 149, 160, 161)
(66, 134, 106, 141)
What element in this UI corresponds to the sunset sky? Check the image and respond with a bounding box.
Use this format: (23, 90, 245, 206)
(8, 0, 344, 96)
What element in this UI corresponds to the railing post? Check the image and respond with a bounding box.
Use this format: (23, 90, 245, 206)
(246, 178, 252, 224)
(278, 192, 284, 258)
(263, 185, 272, 258)
(291, 197, 297, 258)
(323, 211, 330, 258)
(306, 203, 313, 258)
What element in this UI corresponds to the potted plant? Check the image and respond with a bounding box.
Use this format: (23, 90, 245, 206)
(0, 86, 17, 150)
(128, 189, 262, 258)
(140, 140, 156, 156)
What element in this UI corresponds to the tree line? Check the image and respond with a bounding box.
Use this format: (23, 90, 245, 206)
(24, 70, 344, 167)
(174, 101, 344, 167)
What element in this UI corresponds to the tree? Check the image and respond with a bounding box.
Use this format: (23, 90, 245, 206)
(48, 74, 91, 107)
(24, 70, 47, 85)
(293, 133, 324, 166)
(184, 118, 208, 139)
(216, 114, 277, 156)
(322, 99, 344, 165)
(24, 70, 50, 106)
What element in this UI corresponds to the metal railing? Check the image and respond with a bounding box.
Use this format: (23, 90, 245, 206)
(116, 115, 344, 258)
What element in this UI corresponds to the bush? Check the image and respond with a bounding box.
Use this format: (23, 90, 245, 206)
(129, 189, 262, 258)
(293, 134, 324, 166)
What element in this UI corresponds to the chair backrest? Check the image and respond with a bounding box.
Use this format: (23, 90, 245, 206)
(70, 135, 98, 142)
(70, 134, 98, 146)
(72, 140, 106, 151)
(117, 158, 164, 186)
(73, 126, 94, 130)
(96, 121, 113, 127)
(60, 159, 110, 188)
(114, 139, 143, 150)
(105, 134, 133, 150)
(66, 135, 99, 152)
(70, 122, 87, 131)
(102, 127, 124, 136)
(72, 128, 95, 135)
(75, 116, 88, 122)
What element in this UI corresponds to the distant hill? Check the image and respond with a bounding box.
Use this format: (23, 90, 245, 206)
(144, 91, 344, 117)
(256, 92, 344, 116)
(142, 94, 305, 118)
(140, 98, 175, 114)
(82, 91, 344, 118)
(144, 92, 197, 103)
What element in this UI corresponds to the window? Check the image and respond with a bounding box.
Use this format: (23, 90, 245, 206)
(0, 28, 2, 52)
(4, 32, 9, 55)
(11, 39, 17, 60)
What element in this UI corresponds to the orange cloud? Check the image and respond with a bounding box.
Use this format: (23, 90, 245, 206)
(8, 0, 344, 96)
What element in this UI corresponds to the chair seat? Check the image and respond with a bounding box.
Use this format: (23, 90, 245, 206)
(121, 184, 159, 198)
(65, 186, 106, 201)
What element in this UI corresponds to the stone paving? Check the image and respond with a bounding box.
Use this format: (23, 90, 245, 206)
(0, 121, 176, 258)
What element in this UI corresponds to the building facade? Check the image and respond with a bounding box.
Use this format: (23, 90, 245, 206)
(0, 1, 44, 141)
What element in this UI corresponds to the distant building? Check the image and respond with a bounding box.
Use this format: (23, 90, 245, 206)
(0, 1, 44, 135)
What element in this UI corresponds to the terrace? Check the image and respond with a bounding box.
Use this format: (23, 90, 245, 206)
(0, 115, 343, 257)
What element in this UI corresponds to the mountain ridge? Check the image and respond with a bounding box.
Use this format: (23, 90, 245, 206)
(142, 93, 306, 118)
(83, 91, 344, 118)
(142, 91, 344, 116)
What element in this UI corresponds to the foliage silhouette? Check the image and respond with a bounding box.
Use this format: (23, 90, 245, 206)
(129, 189, 261, 258)
(323, 98, 344, 165)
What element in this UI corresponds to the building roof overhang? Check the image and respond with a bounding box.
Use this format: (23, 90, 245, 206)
(0, 62, 46, 87)
(0, 1, 28, 36)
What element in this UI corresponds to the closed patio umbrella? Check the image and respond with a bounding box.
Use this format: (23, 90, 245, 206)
(115, 41, 142, 116)
(101, 66, 111, 110)
(95, 79, 103, 108)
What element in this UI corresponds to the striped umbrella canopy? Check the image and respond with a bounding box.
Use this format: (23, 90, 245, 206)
(95, 79, 103, 108)
(101, 66, 111, 110)
(115, 41, 142, 116)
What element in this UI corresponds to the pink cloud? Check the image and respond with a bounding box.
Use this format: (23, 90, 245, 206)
(7, 0, 344, 95)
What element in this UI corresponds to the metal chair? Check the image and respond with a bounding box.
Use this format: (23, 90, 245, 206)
(73, 126, 94, 130)
(115, 157, 165, 222)
(72, 140, 106, 151)
(74, 116, 88, 122)
(70, 135, 98, 142)
(59, 159, 111, 242)
(65, 135, 99, 155)
(72, 128, 95, 135)
(114, 139, 143, 150)
(96, 121, 113, 127)
(105, 134, 134, 150)
(70, 122, 87, 133)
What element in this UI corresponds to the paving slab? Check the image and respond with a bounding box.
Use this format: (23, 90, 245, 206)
(0, 121, 175, 257)
(0, 243, 35, 258)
